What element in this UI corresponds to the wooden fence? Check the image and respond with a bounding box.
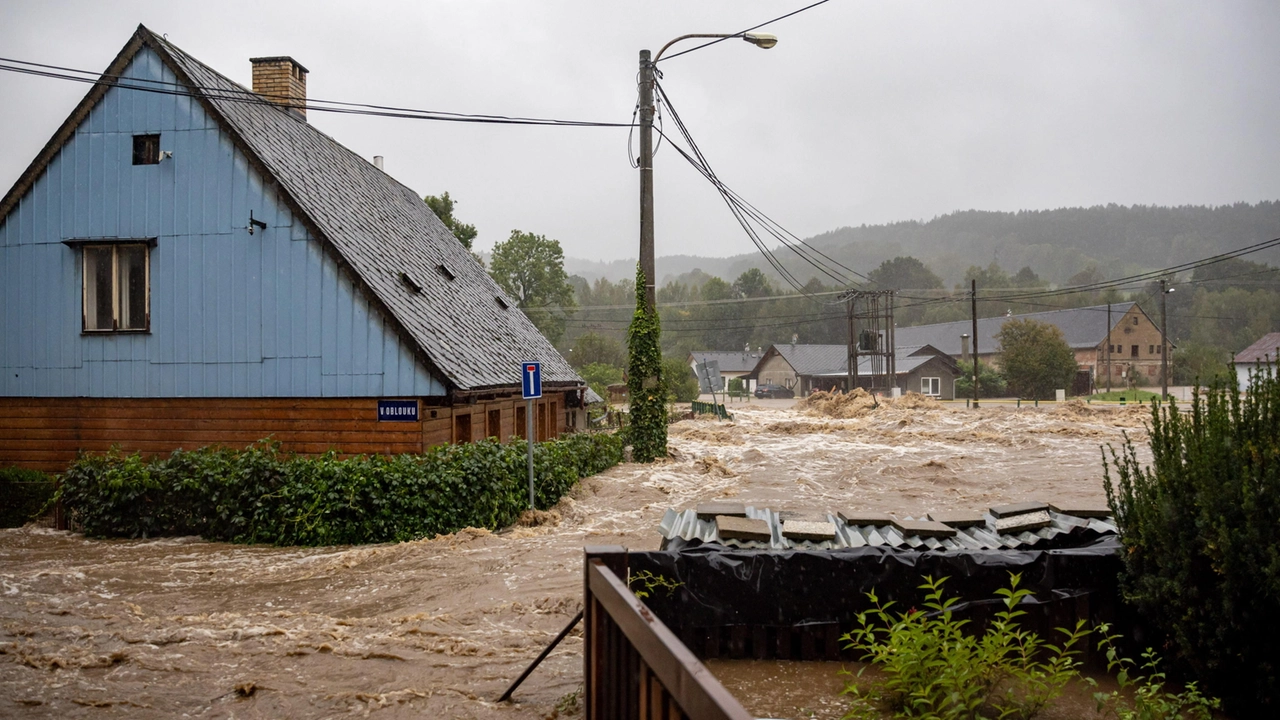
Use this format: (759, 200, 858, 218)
(583, 546, 752, 720)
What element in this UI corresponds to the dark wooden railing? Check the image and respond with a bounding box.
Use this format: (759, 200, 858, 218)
(583, 546, 753, 720)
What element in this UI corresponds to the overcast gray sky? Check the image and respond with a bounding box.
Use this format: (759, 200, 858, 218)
(3, 1, 1279, 263)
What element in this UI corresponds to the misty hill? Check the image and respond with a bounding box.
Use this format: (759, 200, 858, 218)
(568, 201, 1280, 288)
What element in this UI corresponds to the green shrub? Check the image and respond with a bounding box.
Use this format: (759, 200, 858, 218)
(1090, 624, 1220, 720)
(954, 360, 1008, 399)
(1104, 364, 1280, 714)
(840, 573, 1089, 719)
(58, 432, 622, 546)
(579, 362, 624, 405)
(663, 356, 699, 403)
(0, 466, 57, 527)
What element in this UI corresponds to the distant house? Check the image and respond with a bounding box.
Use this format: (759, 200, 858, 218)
(1234, 332, 1280, 392)
(745, 343, 960, 399)
(895, 302, 1171, 393)
(688, 349, 765, 392)
(0, 26, 584, 471)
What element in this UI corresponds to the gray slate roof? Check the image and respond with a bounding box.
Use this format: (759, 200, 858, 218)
(895, 302, 1138, 356)
(766, 343, 955, 377)
(1235, 332, 1280, 364)
(145, 29, 579, 393)
(689, 350, 766, 374)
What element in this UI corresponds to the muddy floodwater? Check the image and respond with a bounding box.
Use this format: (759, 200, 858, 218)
(1, 400, 1151, 718)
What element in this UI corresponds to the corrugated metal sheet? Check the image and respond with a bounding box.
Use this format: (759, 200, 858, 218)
(658, 506, 1117, 552)
(0, 47, 444, 398)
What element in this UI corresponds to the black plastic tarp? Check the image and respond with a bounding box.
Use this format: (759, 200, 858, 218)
(629, 537, 1123, 629)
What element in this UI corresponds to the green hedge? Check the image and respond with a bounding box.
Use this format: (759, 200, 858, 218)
(1105, 365, 1279, 714)
(1, 467, 57, 528)
(59, 432, 622, 546)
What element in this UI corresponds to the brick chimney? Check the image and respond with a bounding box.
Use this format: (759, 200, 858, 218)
(250, 56, 308, 119)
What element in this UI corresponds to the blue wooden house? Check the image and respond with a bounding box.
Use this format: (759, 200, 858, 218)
(0, 26, 585, 471)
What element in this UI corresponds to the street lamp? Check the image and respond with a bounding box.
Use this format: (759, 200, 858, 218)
(636, 32, 778, 311)
(625, 31, 777, 463)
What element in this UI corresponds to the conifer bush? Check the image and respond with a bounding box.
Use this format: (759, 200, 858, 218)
(1104, 364, 1279, 714)
(58, 432, 622, 546)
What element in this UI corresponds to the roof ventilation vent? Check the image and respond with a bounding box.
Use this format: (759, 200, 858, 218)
(436, 263, 456, 281)
(399, 271, 422, 293)
(495, 295, 509, 310)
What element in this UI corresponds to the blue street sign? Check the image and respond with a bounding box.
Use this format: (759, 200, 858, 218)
(521, 362, 542, 399)
(377, 399, 419, 422)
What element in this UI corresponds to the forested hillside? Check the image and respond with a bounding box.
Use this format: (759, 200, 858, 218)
(560, 201, 1279, 391)
(568, 202, 1280, 288)
(801, 201, 1280, 287)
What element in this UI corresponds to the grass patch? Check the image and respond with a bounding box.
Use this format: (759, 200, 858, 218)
(1086, 390, 1162, 403)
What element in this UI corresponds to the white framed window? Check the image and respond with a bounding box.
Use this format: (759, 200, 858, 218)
(921, 377, 941, 396)
(73, 241, 152, 333)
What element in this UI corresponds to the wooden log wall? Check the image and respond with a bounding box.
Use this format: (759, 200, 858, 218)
(0, 395, 564, 472)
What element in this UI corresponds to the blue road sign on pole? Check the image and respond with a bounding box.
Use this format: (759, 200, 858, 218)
(522, 362, 542, 399)
(520, 361, 541, 510)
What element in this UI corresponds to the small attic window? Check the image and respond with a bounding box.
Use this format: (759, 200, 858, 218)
(495, 295, 509, 310)
(436, 263, 456, 281)
(399, 271, 422, 293)
(132, 134, 160, 165)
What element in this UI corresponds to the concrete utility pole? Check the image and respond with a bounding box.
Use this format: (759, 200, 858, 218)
(1160, 279, 1173, 400)
(971, 279, 980, 408)
(846, 296, 855, 394)
(1106, 303, 1113, 394)
(638, 49, 656, 311)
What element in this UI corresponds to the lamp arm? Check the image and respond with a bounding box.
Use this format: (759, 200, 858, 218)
(654, 33, 740, 62)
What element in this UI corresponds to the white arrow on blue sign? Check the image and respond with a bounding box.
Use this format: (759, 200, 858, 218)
(521, 362, 542, 399)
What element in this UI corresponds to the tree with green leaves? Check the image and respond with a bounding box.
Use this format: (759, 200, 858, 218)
(424, 191, 478, 250)
(995, 318, 1078, 399)
(570, 332, 625, 369)
(868, 256, 944, 291)
(869, 256, 944, 325)
(732, 268, 775, 299)
(663, 355, 699, 402)
(954, 359, 1008, 398)
(578, 362, 624, 403)
(965, 262, 1013, 289)
(488, 230, 576, 346)
(1011, 266, 1046, 288)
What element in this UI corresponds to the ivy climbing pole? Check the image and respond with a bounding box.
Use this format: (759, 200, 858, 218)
(627, 264, 667, 462)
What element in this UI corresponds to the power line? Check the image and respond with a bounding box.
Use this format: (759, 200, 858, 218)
(658, 0, 835, 63)
(650, 88, 823, 295)
(572, 311, 847, 335)
(0, 56, 634, 129)
(559, 252, 1280, 314)
(652, 80, 865, 300)
(536, 287, 849, 312)
(974, 237, 1280, 303)
(885, 238, 1280, 312)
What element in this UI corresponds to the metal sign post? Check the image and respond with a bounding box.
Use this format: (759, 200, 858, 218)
(521, 362, 542, 510)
